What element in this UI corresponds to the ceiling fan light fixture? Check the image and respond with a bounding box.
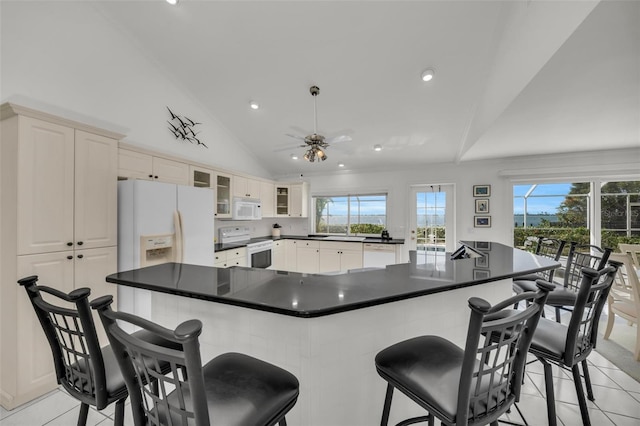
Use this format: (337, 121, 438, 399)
(373, 144, 383, 152)
(317, 148, 327, 161)
(249, 101, 259, 110)
(421, 68, 435, 82)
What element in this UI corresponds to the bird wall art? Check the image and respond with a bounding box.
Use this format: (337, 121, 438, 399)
(167, 106, 207, 148)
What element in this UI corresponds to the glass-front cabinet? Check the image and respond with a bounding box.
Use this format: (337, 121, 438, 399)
(216, 172, 232, 218)
(276, 185, 289, 216)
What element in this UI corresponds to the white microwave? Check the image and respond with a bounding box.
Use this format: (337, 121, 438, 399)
(232, 197, 262, 220)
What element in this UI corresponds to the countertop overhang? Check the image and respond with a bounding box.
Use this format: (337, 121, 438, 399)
(107, 241, 558, 318)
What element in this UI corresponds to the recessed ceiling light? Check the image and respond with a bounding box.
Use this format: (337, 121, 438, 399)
(166, 0, 178, 5)
(373, 144, 383, 152)
(290, 154, 298, 160)
(249, 101, 260, 110)
(338, 163, 345, 167)
(421, 68, 435, 82)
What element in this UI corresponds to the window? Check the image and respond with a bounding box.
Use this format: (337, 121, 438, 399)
(312, 193, 387, 235)
(513, 180, 640, 249)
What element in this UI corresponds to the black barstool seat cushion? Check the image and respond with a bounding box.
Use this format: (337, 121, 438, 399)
(158, 352, 299, 426)
(513, 280, 576, 308)
(544, 288, 577, 307)
(375, 335, 502, 424)
(528, 319, 568, 361)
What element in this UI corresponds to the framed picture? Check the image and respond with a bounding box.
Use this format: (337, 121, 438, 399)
(474, 216, 491, 228)
(473, 269, 491, 280)
(475, 241, 491, 251)
(473, 185, 491, 197)
(475, 199, 489, 214)
(475, 255, 489, 268)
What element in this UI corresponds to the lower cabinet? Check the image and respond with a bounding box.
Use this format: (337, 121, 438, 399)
(214, 248, 247, 268)
(272, 240, 286, 270)
(295, 240, 319, 273)
(319, 241, 363, 273)
(8, 246, 116, 409)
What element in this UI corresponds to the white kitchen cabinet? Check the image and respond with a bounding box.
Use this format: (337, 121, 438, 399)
(152, 157, 189, 185)
(233, 175, 261, 199)
(215, 172, 233, 218)
(289, 182, 309, 217)
(214, 248, 247, 268)
(296, 240, 320, 273)
(260, 180, 275, 218)
(190, 165, 214, 188)
(272, 240, 286, 270)
(319, 241, 363, 273)
(118, 149, 189, 185)
(1, 104, 122, 409)
(285, 239, 298, 272)
(275, 182, 309, 217)
(74, 130, 118, 250)
(16, 117, 75, 255)
(276, 185, 290, 216)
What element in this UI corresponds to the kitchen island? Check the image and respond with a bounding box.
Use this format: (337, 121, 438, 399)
(107, 241, 557, 425)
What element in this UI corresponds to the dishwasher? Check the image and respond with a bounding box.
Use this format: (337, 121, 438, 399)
(363, 243, 397, 268)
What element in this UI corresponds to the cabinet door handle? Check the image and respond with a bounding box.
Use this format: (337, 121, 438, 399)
(77, 254, 84, 259)
(67, 242, 73, 246)
(67, 255, 73, 260)
(154, 175, 159, 179)
(148, 174, 153, 178)
(77, 241, 83, 246)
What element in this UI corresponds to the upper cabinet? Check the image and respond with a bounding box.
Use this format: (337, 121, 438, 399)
(118, 148, 189, 185)
(15, 117, 118, 255)
(260, 180, 275, 218)
(233, 175, 261, 199)
(276, 182, 309, 217)
(215, 172, 233, 218)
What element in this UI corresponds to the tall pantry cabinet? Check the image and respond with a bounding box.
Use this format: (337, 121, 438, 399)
(0, 104, 122, 410)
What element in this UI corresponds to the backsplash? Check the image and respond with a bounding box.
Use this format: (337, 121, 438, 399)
(214, 217, 308, 242)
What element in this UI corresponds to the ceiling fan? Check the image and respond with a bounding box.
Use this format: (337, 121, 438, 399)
(285, 86, 352, 162)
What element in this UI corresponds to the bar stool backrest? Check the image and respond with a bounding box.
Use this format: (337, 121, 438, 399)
(563, 264, 618, 366)
(17, 276, 108, 409)
(534, 238, 566, 282)
(459, 282, 552, 424)
(92, 295, 209, 426)
(563, 243, 612, 293)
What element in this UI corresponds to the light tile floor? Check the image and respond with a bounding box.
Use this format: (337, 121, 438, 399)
(1, 348, 638, 426)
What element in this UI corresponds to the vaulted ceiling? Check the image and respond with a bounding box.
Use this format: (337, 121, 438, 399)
(92, 0, 639, 176)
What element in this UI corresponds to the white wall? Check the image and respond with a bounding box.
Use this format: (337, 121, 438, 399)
(0, 1, 270, 179)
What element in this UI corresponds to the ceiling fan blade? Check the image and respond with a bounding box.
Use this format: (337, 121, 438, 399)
(325, 135, 352, 144)
(273, 142, 304, 153)
(285, 133, 306, 141)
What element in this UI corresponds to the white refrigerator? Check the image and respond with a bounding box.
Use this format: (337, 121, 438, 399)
(117, 179, 215, 321)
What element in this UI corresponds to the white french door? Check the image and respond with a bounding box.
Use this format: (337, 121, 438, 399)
(409, 185, 455, 256)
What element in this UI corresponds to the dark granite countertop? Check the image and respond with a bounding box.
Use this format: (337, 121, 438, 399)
(214, 234, 404, 252)
(107, 241, 558, 318)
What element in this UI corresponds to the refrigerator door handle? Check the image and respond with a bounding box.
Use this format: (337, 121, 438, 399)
(174, 210, 184, 263)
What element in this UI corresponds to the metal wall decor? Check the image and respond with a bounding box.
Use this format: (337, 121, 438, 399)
(167, 107, 207, 148)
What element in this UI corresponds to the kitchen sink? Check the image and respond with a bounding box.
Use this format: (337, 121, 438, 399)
(322, 236, 367, 242)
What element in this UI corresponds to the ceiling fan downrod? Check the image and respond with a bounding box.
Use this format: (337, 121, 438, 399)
(310, 85, 319, 135)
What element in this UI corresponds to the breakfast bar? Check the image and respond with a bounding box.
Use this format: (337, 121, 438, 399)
(108, 242, 558, 425)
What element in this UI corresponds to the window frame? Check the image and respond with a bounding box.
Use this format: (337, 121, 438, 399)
(311, 192, 388, 236)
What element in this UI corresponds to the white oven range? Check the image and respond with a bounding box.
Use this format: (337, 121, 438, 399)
(218, 226, 273, 269)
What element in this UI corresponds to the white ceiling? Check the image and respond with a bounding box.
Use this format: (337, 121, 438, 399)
(92, 0, 639, 177)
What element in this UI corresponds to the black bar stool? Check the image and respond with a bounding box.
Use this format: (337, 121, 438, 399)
(375, 281, 554, 426)
(18, 276, 180, 426)
(91, 295, 300, 426)
(527, 263, 619, 426)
